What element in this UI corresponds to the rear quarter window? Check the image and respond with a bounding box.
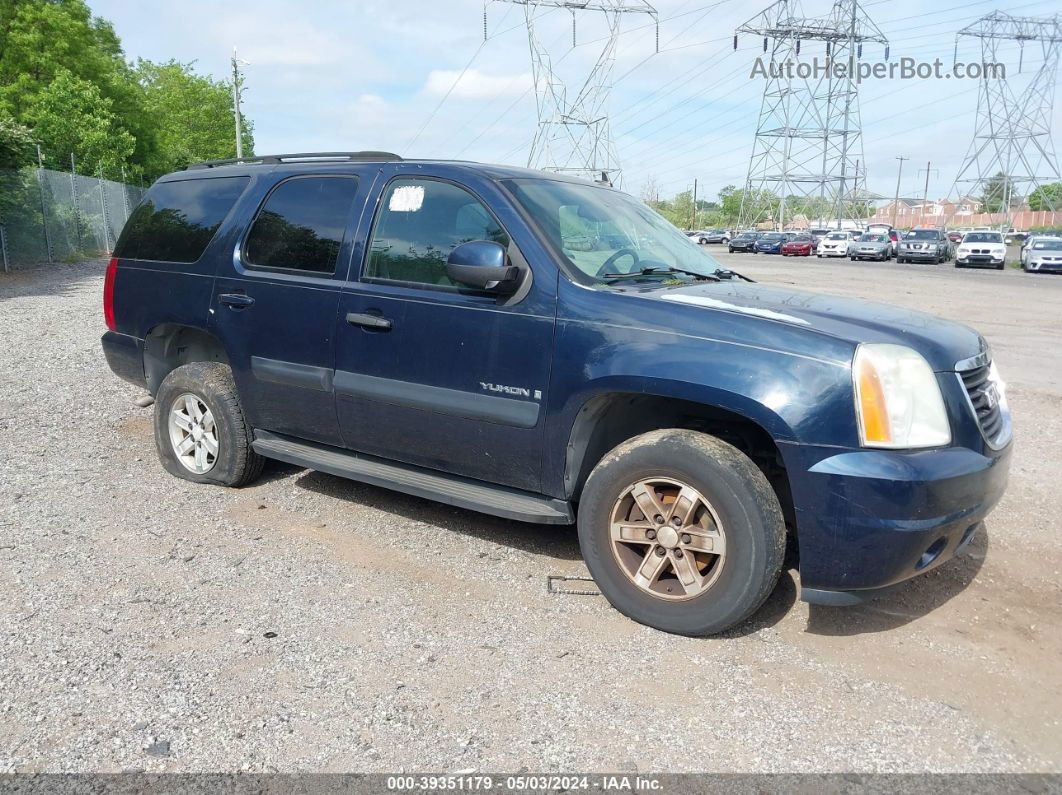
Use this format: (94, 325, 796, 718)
(114, 176, 249, 264)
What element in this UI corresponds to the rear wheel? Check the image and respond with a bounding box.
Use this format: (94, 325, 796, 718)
(153, 362, 264, 487)
(577, 429, 786, 636)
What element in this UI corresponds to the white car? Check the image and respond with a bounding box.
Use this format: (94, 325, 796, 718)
(817, 231, 853, 258)
(955, 231, 1007, 270)
(1023, 237, 1062, 273)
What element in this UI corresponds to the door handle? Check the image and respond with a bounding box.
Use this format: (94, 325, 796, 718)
(219, 293, 255, 309)
(346, 312, 392, 331)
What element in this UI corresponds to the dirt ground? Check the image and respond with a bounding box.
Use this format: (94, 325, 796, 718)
(0, 255, 1059, 773)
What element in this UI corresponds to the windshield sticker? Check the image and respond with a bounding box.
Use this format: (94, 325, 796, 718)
(389, 185, 424, 212)
(660, 294, 811, 325)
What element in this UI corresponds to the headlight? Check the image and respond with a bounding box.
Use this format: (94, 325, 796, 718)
(957, 247, 970, 255)
(853, 344, 951, 449)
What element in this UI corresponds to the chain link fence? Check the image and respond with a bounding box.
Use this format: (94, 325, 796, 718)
(0, 167, 146, 272)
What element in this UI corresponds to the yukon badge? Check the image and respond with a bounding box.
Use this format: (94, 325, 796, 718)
(480, 382, 542, 400)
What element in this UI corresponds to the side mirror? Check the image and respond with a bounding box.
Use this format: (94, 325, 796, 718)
(446, 240, 520, 294)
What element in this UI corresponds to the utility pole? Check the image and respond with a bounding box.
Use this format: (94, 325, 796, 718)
(918, 161, 938, 227)
(691, 179, 698, 230)
(231, 46, 248, 159)
(892, 156, 908, 228)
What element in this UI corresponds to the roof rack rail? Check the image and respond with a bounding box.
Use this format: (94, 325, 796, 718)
(186, 151, 403, 170)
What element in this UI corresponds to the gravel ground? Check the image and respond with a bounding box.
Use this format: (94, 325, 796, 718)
(1, 256, 1059, 773)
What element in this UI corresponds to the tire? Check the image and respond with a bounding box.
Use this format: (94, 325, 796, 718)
(897, 257, 906, 264)
(699, 238, 708, 245)
(153, 361, 264, 488)
(728, 248, 734, 254)
(722, 238, 730, 245)
(997, 264, 1005, 270)
(577, 429, 786, 636)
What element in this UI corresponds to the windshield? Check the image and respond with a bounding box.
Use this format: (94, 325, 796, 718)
(906, 230, 942, 240)
(790, 236, 811, 242)
(761, 233, 785, 241)
(504, 179, 722, 282)
(1032, 240, 1062, 250)
(860, 234, 886, 242)
(826, 233, 847, 240)
(964, 232, 1003, 243)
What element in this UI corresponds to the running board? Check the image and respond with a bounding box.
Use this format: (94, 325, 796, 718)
(252, 431, 573, 525)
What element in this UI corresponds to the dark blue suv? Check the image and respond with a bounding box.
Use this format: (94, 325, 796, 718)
(101, 152, 1012, 635)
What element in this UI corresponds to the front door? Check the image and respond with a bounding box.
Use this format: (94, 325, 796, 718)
(211, 173, 365, 447)
(334, 173, 557, 492)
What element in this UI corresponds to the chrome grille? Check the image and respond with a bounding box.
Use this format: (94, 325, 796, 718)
(959, 362, 1005, 443)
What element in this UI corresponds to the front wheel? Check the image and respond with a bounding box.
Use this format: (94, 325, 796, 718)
(577, 429, 786, 636)
(153, 362, 264, 487)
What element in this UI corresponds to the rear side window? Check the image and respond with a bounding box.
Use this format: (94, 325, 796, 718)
(114, 177, 248, 263)
(244, 176, 358, 274)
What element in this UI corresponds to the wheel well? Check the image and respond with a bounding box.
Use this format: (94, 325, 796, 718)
(565, 393, 795, 533)
(143, 324, 229, 395)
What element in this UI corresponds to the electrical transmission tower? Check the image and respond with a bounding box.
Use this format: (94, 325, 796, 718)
(494, 1, 657, 185)
(734, 0, 887, 229)
(950, 12, 1062, 222)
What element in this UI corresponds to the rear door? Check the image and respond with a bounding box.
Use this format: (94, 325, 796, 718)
(210, 170, 370, 447)
(332, 169, 558, 492)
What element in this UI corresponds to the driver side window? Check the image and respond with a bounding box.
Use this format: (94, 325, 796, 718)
(364, 178, 509, 289)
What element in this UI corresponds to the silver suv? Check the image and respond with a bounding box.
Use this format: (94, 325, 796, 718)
(896, 228, 951, 264)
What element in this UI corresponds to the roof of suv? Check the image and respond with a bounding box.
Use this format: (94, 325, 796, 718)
(176, 151, 610, 186)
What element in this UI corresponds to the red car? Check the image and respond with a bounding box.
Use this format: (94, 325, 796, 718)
(781, 236, 815, 256)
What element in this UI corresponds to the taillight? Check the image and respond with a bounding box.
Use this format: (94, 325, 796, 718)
(103, 257, 118, 331)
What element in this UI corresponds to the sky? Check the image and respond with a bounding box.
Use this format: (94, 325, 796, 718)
(92, 0, 1062, 205)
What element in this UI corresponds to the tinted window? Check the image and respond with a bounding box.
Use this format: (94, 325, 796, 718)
(114, 177, 248, 263)
(963, 232, 1003, 243)
(245, 177, 358, 274)
(364, 178, 509, 288)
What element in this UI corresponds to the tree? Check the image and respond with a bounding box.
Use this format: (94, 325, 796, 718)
(135, 59, 254, 175)
(1028, 182, 1062, 212)
(0, 112, 35, 169)
(979, 172, 1021, 213)
(24, 68, 135, 176)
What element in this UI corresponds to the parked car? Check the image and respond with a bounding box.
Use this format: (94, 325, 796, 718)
(703, 229, 732, 244)
(1004, 231, 1029, 246)
(808, 228, 831, 245)
(754, 232, 790, 254)
(896, 228, 951, 264)
(686, 230, 709, 244)
(1020, 235, 1056, 266)
(101, 151, 1012, 637)
(955, 231, 1006, 269)
(780, 235, 814, 256)
(1021, 237, 1062, 273)
(947, 231, 963, 244)
(1023, 237, 1062, 271)
(850, 233, 891, 262)
(816, 230, 852, 258)
(728, 232, 761, 253)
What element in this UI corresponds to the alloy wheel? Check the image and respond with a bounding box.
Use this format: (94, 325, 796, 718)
(609, 477, 726, 601)
(168, 393, 219, 474)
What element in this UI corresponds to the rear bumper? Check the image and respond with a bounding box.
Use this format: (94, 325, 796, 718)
(101, 331, 147, 389)
(779, 441, 1011, 602)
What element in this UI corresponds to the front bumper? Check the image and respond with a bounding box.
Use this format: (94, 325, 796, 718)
(780, 441, 1011, 604)
(1027, 260, 1062, 272)
(957, 254, 1004, 267)
(818, 248, 848, 257)
(899, 248, 943, 260)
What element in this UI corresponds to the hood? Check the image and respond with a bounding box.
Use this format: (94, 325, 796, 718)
(646, 281, 983, 371)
